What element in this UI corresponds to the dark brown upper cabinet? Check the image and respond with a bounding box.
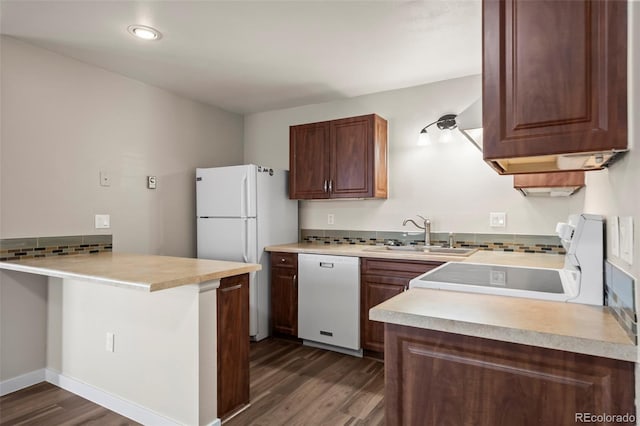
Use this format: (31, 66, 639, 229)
(482, 0, 628, 175)
(289, 114, 388, 200)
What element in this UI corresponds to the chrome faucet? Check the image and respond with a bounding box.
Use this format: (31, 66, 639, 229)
(402, 215, 431, 246)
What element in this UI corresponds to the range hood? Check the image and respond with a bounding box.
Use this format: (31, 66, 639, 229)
(456, 99, 483, 152)
(456, 99, 626, 174)
(513, 172, 585, 197)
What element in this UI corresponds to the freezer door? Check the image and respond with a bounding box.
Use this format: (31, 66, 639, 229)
(197, 217, 257, 263)
(197, 217, 260, 336)
(196, 165, 257, 218)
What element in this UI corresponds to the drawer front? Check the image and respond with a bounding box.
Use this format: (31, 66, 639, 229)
(270, 252, 298, 269)
(219, 273, 249, 290)
(361, 257, 443, 279)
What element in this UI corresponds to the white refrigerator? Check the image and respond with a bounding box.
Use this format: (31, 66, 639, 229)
(196, 164, 298, 341)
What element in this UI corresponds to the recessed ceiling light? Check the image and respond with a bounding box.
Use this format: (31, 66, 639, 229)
(127, 25, 162, 41)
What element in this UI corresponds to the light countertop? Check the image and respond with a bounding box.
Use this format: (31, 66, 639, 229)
(0, 252, 261, 292)
(370, 288, 636, 362)
(265, 242, 565, 268)
(462, 249, 565, 268)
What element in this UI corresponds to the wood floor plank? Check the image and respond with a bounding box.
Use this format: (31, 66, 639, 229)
(250, 352, 362, 424)
(227, 338, 384, 426)
(284, 359, 381, 424)
(337, 363, 385, 420)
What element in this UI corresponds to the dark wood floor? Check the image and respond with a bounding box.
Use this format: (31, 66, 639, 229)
(0, 382, 140, 425)
(226, 338, 385, 425)
(0, 338, 384, 425)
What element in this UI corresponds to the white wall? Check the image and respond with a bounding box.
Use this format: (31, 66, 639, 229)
(583, 0, 640, 281)
(244, 75, 584, 235)
(0, 271, 47, 381)
(0, 36, 244, 257)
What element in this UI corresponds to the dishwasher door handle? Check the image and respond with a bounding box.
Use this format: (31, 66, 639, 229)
(319, 262, 334, 268)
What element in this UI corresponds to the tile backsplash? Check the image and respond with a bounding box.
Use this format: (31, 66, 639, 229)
(0, 235, 112, 261)
(300, 229, 565, 255)
(605, 261, 637, 344)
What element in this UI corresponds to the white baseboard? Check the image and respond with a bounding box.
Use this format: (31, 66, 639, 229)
(45, 369, 182, 426)
(1, 369, 221, 426)
(0, 368, 46, 396)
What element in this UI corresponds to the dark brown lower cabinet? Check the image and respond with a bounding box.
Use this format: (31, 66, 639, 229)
(361, 258, 443, 354)
(385, 324, 635, 426)
(270, 252, 298, 337)
(217, 274, 250, 418)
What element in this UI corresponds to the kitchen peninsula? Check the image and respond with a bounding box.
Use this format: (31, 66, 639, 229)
(0, 252, 261, 426)
(371, 290, 636, 426)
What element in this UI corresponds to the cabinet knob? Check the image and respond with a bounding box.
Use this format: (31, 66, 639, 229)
(281, 258, 286, 263)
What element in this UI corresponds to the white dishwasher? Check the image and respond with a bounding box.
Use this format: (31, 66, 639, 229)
(298, 253, 361, 354)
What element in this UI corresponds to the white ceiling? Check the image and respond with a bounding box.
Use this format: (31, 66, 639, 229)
(0, 0, 481, 114)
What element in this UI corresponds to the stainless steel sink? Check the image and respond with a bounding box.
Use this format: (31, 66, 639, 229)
(424, 247, 477, 255)
(369, 246, 426, 252)
(364, 246, 477, 256)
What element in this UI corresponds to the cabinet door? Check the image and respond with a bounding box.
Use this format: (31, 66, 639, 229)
(330, 115, 374, 198)
(289, 122, 330, 199)
(361, 258, 443, 353)
(483, 0, 627, 160)
(385, 325, 635, 426)
(217, 274, 250, 418)
(361, 275, 406, 352)
(271, 265, 298, 336)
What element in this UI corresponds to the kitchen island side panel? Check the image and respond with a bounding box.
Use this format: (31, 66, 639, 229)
(46, 277, 217, 425)
(0, 270, 47, 382)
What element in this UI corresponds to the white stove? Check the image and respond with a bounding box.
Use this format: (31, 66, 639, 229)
(410, 214, 604, 306)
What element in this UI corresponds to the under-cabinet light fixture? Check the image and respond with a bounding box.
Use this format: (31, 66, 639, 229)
(418, 114, 458, 146)
(127, 25, 162, 41)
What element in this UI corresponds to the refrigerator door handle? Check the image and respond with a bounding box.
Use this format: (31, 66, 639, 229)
(245, 173, 251, 218)
(241, 175, 247, 217)
(242, 218, 249, 263)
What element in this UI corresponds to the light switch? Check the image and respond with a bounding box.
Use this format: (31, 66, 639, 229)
(95, 214, 110, 229)
(106, 332, 115, 352)
(147, 176, 157, 189)
(99, 170, 111, 187)
(327, 214, 335, 225)
(619, 216, 634, 265)
(609, 216, 620, 258)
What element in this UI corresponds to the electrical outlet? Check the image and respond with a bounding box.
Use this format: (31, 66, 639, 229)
(95, 214, 110, 229)
(327, 214, 335, 225)
(106, 332, 115, 352)
(489, 212, 506, 228)
(490, 270, 506, 286)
